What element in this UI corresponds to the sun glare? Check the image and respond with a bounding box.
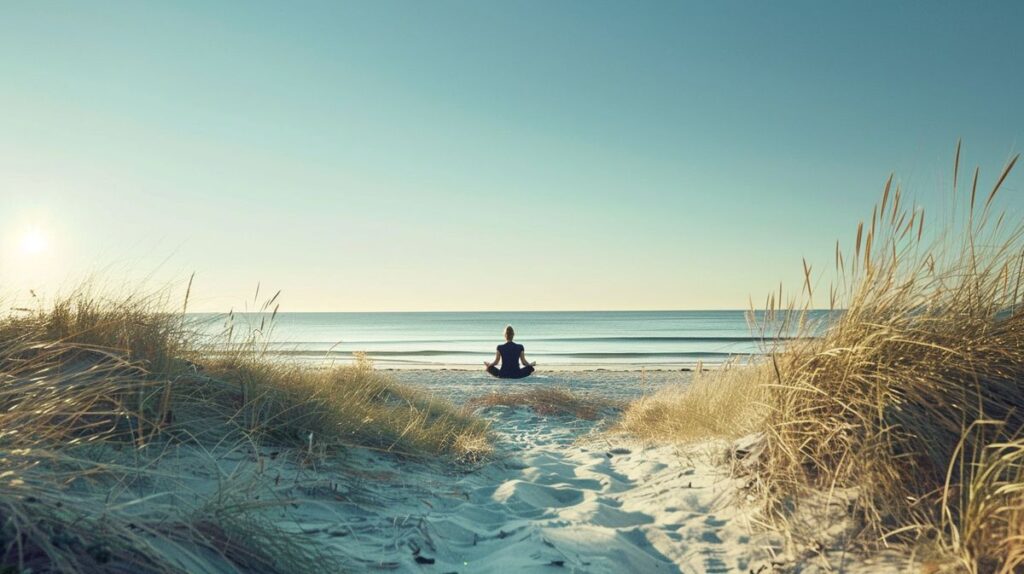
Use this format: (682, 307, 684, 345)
(18, 228, 48, 255)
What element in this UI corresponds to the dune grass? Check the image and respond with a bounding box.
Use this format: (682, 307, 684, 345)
(467, 386, 621, 420)
(0, 286, 490, 572)
(616, 362, 771, 442)
(199, 355, 491, 459)
(0, 298, 336, 573)
(619, 146, 1024, 571)
(755, 149, 1024, 572)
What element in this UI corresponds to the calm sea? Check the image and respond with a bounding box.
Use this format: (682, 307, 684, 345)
(189, 310, 831, 369)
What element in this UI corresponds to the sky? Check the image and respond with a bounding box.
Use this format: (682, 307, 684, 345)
(1, 1, 1022, 312)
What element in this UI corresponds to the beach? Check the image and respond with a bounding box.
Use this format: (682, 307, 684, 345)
(0, 287, 993, 572)
(133, 368, 907, 573)
(1, 294, 979, 573)
(2, 280, 1007, 568)
(389, 368, 689, 402)
(145, 368, 774, 572)
(4, 3, 1022, 571)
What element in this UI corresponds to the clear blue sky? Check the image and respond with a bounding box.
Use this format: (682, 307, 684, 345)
(1, 1, 1022, 311)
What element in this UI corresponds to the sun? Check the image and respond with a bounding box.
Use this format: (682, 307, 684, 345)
(18, 228, 49, 255)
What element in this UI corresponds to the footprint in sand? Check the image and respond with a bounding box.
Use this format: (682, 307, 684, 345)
(493, 479, 585, 511)
(559, 499, 655, 528)
(311, 383, 788, 574)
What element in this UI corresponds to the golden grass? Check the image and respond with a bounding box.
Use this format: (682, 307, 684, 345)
(467, 386, 621, 420)
(0, 459, 343, 573)
(200, 355, 491, 459)
(1, 286, 192, 375)
(617, 145, 1024, 571)
(0, 312, 342, 572)
(0, 286, 491, 572)
(616, 362, 771, 442)
(752, 148, 1024, 571)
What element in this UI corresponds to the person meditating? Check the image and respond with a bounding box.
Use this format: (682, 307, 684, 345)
(484, 325, 536, 379)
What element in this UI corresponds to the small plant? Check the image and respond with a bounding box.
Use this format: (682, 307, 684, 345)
(616, 361, 770, 442)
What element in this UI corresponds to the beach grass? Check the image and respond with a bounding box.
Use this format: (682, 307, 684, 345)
(0, 287, 490, 572)
(616, 361, 770, 442)
(199, 355, 492, 459)
(620, 146, 1024, 571)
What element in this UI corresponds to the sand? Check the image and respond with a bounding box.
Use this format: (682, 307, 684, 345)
(145, 369, 908, 572)
(388, 368, 691, 403)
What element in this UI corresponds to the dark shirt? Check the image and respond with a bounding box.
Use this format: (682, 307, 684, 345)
(497, 342, 524, 374)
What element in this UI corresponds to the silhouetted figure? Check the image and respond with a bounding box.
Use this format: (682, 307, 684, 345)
(484, 325, 536, 379)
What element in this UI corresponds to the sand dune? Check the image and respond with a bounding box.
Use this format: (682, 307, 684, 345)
(272, 404, 781, 572)
(244, 371, 778, 572)
(147, 370, 908, 572)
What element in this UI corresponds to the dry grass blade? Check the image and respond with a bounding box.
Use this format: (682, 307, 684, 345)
(954, 139, 962, 196)
(987, 153, 1020, 210)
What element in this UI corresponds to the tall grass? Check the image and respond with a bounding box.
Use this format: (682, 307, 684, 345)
(201, 355, 491, 458)
(1, 285, 193, 375)
(0, 299, 338, 573)
(619, 145, 1024, 571)
(616, 361, 770, 442)
(753, 146, 1024, 571)
(0, 285, 490, 572)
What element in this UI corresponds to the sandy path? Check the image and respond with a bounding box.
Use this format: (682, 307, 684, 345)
(123, 366, 917, 573)
(149, 369, 908, 572)
(262, 370, 781, 572)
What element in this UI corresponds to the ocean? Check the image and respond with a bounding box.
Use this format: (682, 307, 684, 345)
(190, 310, 831, 369)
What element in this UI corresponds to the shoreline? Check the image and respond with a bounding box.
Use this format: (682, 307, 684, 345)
(285, 361, 724, 373)
(386, 368, 695, 405)
(379, 365, 715, 372)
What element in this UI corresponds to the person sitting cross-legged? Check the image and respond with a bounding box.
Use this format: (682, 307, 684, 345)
(484, 325, 536, 379)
